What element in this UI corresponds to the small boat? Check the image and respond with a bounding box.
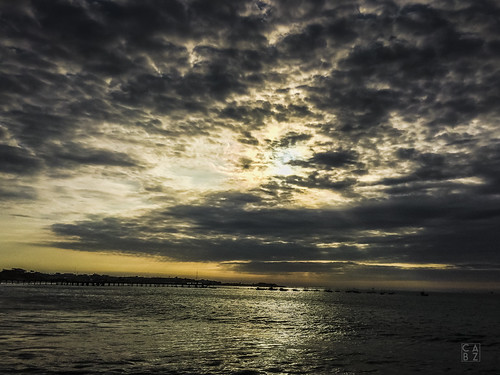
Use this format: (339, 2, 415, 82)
(420, 291, 429, 296)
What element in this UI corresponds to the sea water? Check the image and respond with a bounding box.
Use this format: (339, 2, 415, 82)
(0, 284, 498, 374)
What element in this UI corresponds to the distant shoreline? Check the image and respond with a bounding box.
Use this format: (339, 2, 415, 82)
(0, 268, 279, 288)
(1, 269, 496, 294)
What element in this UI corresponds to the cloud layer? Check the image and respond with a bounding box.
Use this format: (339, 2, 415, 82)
(2, 0, 500, 286)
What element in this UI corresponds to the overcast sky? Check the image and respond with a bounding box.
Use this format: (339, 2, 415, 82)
(1, 0, 500, 289)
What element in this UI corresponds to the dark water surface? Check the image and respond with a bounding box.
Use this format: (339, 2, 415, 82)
(0, 284, 498, 374)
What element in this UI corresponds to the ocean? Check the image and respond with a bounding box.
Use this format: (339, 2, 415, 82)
(0, 284, 498, 374)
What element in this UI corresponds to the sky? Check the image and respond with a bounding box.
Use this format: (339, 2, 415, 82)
(1, 0, 500, 290)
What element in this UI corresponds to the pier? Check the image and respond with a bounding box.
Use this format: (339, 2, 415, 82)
(0, 268, 219, 288)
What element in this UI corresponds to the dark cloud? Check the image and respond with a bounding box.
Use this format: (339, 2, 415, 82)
(220, 102, 274, 128)
(377, 150, 463, 189)
(308, 150, 359, 168)
(278, 132, 312, 147)
(48, 190, 500, 269)
(237, 131, 260, 146)
(278, 23, 327, 59)
(0, 145, 41, 175)
(324, 16, 358, 44)
(44, 143, 139, 169)
(283, 173, 357, 193)
(0, 141, 139, 177)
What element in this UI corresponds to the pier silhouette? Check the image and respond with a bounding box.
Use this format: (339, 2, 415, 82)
(0, 268, 220, 288)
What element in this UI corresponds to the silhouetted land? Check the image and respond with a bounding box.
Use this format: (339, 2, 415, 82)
(0, 268, 218, 287)
(0, 268, 279, 288)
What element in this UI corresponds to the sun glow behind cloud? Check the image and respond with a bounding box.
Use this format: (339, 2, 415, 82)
(269, 145, 304, 176)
